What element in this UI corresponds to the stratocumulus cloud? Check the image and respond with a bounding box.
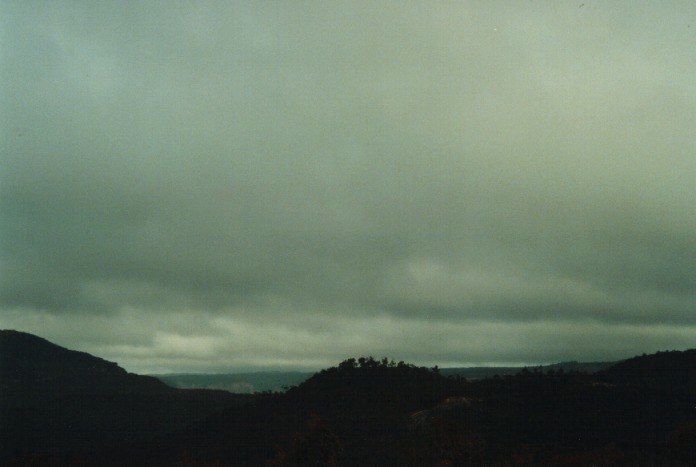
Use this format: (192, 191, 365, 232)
(2, 1, 696, 372)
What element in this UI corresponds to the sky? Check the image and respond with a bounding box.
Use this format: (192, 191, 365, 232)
(2, 1, 696, 374)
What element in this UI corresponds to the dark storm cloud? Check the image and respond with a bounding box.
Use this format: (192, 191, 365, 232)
(2, 1, 696, 371)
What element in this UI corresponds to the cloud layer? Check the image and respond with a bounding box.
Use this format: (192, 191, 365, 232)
(2, 1, 696, 372)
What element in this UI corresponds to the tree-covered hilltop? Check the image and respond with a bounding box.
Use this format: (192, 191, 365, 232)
(287, 356, 461, 410)
(275, 357, 467, 466)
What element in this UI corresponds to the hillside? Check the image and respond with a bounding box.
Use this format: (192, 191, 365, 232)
(0, 330, 167, 407)
(0, 330, 245, 464)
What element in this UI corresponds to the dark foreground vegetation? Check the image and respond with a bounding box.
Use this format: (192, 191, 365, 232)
(3, 330, 696, 466)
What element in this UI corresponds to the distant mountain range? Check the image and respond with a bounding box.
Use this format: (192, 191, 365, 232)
(440, 360, 617, 380)
(152, 360, 618, 393)
(154, 371, 315, 393)
(3, 329, 696, 466)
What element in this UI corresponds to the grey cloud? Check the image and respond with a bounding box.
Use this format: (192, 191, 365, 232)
(2, 1, 696, 371)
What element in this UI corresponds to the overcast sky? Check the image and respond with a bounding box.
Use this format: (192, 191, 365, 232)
(2, 1, 696, 373)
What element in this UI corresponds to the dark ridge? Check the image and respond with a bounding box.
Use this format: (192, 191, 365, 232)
(284, 356, 461, 416)
(1, 329, 127, 380)
(0, 329, 167, 408)
(0, 330, 245, 464)
(599, 349, 696, 386)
